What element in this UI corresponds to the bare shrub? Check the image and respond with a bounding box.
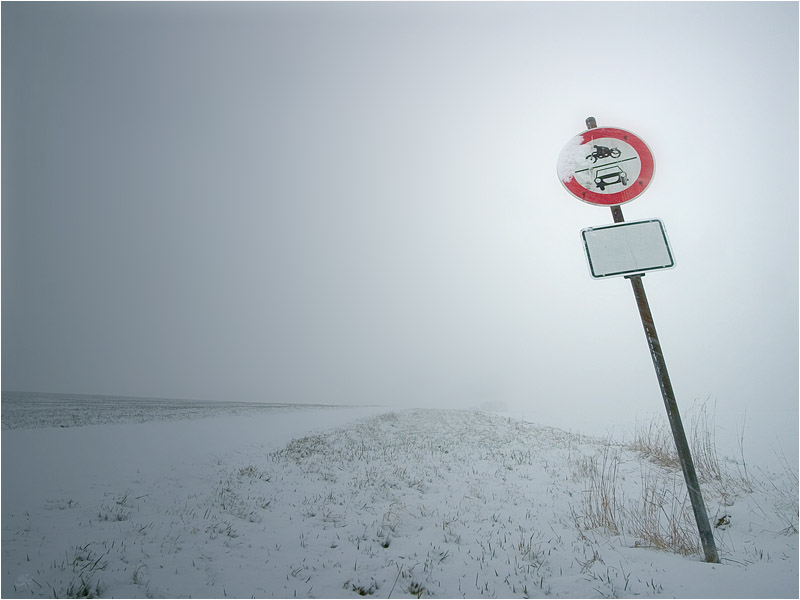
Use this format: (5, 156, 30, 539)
(631, 399, 723, 483)
(687, 400, 723, 483)
(576, 444, 624, 535)
(628, 465, 700, 555)
(630, 418, 678, 470)
(759, 449, 799, 535)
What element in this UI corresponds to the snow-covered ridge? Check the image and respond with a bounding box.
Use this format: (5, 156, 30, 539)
(2, 408, 797, 598)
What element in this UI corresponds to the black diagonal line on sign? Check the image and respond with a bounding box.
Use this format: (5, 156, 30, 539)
(575, 156, 639, 174)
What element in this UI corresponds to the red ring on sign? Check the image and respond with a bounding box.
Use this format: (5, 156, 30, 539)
(561, 127, 655, 206)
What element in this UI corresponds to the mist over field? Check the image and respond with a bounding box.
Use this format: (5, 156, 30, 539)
(3, 2, 797, 462)
(2, 2, 797, 597)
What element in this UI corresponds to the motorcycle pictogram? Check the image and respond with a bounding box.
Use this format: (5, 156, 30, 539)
(586, 145, 622, 163)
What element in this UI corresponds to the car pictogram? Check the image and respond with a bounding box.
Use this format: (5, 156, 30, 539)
(594, 165, 629, 191)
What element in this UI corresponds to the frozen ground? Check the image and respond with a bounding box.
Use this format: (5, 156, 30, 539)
(1, 391, 356, 430)
(1, 401, 797, 598)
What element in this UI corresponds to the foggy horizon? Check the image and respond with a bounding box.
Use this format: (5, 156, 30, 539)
(3, 2, 798, 452)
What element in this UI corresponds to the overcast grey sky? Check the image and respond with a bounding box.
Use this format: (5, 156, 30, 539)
(3, 2, 797, 454)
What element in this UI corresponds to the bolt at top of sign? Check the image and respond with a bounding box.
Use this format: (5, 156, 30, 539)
(557, 126, 655, 206)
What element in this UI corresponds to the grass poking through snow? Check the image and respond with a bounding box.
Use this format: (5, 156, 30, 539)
(3, 407, 797, 598)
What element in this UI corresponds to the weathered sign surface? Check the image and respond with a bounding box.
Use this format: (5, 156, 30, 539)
(581, 219, 674, 278)
(557, 127, 655, 206)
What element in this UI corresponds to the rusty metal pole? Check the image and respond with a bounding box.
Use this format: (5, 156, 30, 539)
(584, 116, 720, 563)
(626, 274, 720, 563)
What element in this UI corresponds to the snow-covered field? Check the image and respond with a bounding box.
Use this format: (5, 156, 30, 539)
(1, 392, 352, 431)
(1, 398, 797, 598)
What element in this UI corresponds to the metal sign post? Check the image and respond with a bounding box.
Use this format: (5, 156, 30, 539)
(557, 117, 720, 564)
(626, 268, 719, 564)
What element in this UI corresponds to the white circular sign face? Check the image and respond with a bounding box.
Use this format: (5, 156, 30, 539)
(557, 127, 655, 206)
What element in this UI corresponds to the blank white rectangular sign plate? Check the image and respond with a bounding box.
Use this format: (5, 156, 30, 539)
(581, 219, 675, 279)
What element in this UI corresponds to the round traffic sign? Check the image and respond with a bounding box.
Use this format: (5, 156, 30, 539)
(556, 127, 655, 206)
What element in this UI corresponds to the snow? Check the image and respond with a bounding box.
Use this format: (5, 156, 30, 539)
(2, 401, 797, 598)
(556, 134, 585, 184)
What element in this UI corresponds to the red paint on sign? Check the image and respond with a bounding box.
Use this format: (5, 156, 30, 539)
(558, 127, 655, 206)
